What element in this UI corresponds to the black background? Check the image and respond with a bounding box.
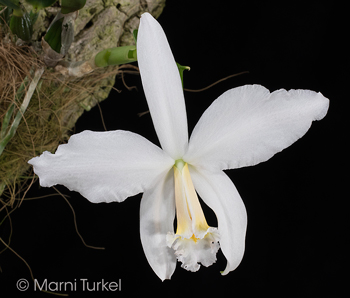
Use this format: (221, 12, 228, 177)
(1, 1, 346, 297)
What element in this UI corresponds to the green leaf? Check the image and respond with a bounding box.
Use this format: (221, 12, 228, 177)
(0, 5, 13, 25)
(0, 103, 15, 139)
(0, 68, 44, 157)
(1, 74, 30, 140)
(0, 0, 20, 10)
(44, 17, 63, 53)
(29, 10, 39, 25)
(9, 12, 33, 41)
(61, 0, 86, 14)
(25, 0, 57, 10)
(133, 29, 138, 43)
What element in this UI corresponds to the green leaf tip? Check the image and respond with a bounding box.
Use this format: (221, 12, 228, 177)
(44, 17, 63, 53)
(0, 0, 20, 10)
(176, 63, 190, 88)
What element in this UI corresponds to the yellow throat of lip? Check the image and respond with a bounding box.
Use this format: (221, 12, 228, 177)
(173, 159, 209, 239)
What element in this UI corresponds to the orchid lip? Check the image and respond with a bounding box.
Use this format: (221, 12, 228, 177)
(167, 159, 220, 271)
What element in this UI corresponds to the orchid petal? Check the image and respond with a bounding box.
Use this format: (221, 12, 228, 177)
(140, 169, 177, 281)
(138, 13, 188, 159)
(184, 85, 329, 170)
(28, 130, 174, 203)
(189, 166, 247, 275)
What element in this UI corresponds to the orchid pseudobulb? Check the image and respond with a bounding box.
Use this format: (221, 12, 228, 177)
(28, 13, 329, 280)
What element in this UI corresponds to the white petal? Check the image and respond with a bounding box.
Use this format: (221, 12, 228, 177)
(28, 130, 174, 203)
(184, 85, 329, 170)
(138, 13, 188, 159)
(189, 166, 247, 275)
(140, 169, 177, 281)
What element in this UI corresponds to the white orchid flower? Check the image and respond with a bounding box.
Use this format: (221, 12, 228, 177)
(28, 12, 329, 280)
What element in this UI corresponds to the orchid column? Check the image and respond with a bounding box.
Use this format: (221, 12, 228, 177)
(28, 13, 329, 281)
